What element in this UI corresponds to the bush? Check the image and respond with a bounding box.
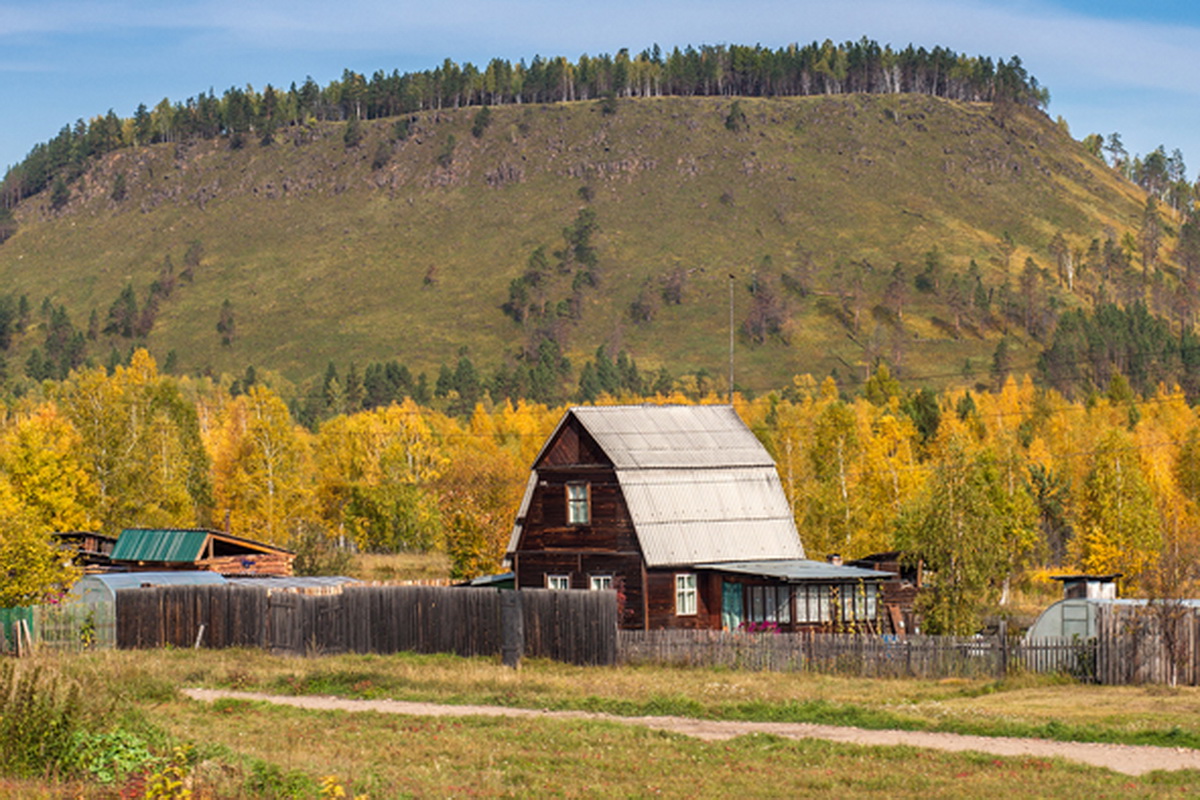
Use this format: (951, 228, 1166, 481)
(0, 662, 82, 778)
(291, 522, 354, 577)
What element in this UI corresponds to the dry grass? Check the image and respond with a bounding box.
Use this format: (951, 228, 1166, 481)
(348, 551, 452, 583)
(151, 699, 1191, 799)
(55, 648, 1200, 742)
(15, 648, 1200, 797)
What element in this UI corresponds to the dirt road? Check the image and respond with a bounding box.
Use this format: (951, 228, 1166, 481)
(182, 688, 1200, 776)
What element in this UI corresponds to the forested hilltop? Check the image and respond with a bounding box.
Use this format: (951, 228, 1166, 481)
(0, 39, 1194, 421)
(1, 38, 1048, 206)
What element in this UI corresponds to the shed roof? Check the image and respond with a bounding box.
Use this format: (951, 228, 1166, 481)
(80, 571, 230, 590)
(111, 529, 210, 562)
(110, 528, 292, 563)
(225, 576, 359, 590)
(510, 405, 805, 566)
(695, 559, 893, 582)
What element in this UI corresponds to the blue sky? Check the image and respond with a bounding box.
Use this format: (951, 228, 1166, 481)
(3, 0, 1200, 180)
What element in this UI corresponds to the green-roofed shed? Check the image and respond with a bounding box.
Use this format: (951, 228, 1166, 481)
(111, 529, 210, 562)
(110, 528, 295, 576)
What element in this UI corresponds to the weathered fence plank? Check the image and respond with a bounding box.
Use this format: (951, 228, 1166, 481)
(617, 630, 1107, 681)
(110, 584, 616, 666)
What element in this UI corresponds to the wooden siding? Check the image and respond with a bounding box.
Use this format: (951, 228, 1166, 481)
(645, 570, 721, 630)
(513, 444, 649, 628)
(539, 417, 609, 468)
(518, 467, 635, 552)
(515, 551, 646, 628)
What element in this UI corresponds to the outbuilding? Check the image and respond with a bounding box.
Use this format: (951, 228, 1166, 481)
(109, 528, 295, 576)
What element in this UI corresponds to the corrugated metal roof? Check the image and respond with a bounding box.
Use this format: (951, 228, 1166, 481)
(695, 559, 892, 582)
(509, 405, 806, 564)
(110, 529, 210, 562)
(225, 576, 359, 590)
(85, 571, 229, 589)
(619, 468, 803, 566)
(569, 405, 774, 469)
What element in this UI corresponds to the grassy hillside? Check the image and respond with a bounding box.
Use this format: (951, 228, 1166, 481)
(0, 94, 1151, 393)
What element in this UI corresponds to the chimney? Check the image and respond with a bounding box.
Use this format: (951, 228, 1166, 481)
(826, 553, 843, 567)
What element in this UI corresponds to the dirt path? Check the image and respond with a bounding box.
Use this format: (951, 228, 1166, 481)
(182, 688, 1200, 776)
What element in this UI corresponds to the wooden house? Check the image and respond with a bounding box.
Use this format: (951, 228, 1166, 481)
(506, 405, 890, 631)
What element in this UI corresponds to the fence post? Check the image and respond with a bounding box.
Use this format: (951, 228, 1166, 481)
(501, 590, 523, 669)
(998, 619, 1008, 680)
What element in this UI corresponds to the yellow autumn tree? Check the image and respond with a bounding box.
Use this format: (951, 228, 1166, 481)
(211, 384, 313, 543)
(52, 350, 212, 531)
(436, 404, 533, 578)
(1073, 428, 1163, 585)
(0, 403, 99, 532)
(856, 403, 924, 555)
(315, 399, 447, 552)
(0, 480, 79, 606)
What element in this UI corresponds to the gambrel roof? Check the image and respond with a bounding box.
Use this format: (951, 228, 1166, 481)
(508, 404, 806, 567)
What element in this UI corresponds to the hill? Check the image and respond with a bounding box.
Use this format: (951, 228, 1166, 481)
(0, 93, 1156, 397)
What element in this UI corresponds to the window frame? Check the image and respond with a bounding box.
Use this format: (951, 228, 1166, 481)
(589, 574, 613, 591)
(675, 573, 697, 616)
(546, 574, 570, 591)
(566, 482, 591, 525)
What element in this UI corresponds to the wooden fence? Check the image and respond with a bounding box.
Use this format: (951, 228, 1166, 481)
(618, 630, 1104, 681)
(112, 584, 617, 666)
(1092, 604, 1200, 685)
(26, 587, 1200, 685)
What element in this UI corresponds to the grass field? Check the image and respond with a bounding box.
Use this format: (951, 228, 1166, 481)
(9, 648, 1200, 798)
(347, 552, 453, 583)
(0, 95, 1151, 394)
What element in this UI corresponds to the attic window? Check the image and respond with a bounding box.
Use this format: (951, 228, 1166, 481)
(566, 482, 590, 525)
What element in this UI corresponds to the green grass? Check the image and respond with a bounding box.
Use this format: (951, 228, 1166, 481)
(54, 649, 1200, 748)
(0, 95, 1154, 395)
(10, 648, 1200, 797)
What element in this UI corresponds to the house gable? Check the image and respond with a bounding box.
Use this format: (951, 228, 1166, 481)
(535, 414, 611, 469)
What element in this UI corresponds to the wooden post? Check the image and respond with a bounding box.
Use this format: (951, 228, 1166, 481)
(19, 619, 33, 657)
(998, 619, 1008, 680)
(501, 590, 523, 669)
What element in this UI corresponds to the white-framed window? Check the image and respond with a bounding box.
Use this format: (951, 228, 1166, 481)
(590, 574, 613, 591)
(546, 574, 570, 590)
(796, 585, 831, 623)
(566, 482, 590, 525)
(675, 573, 697, 616)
